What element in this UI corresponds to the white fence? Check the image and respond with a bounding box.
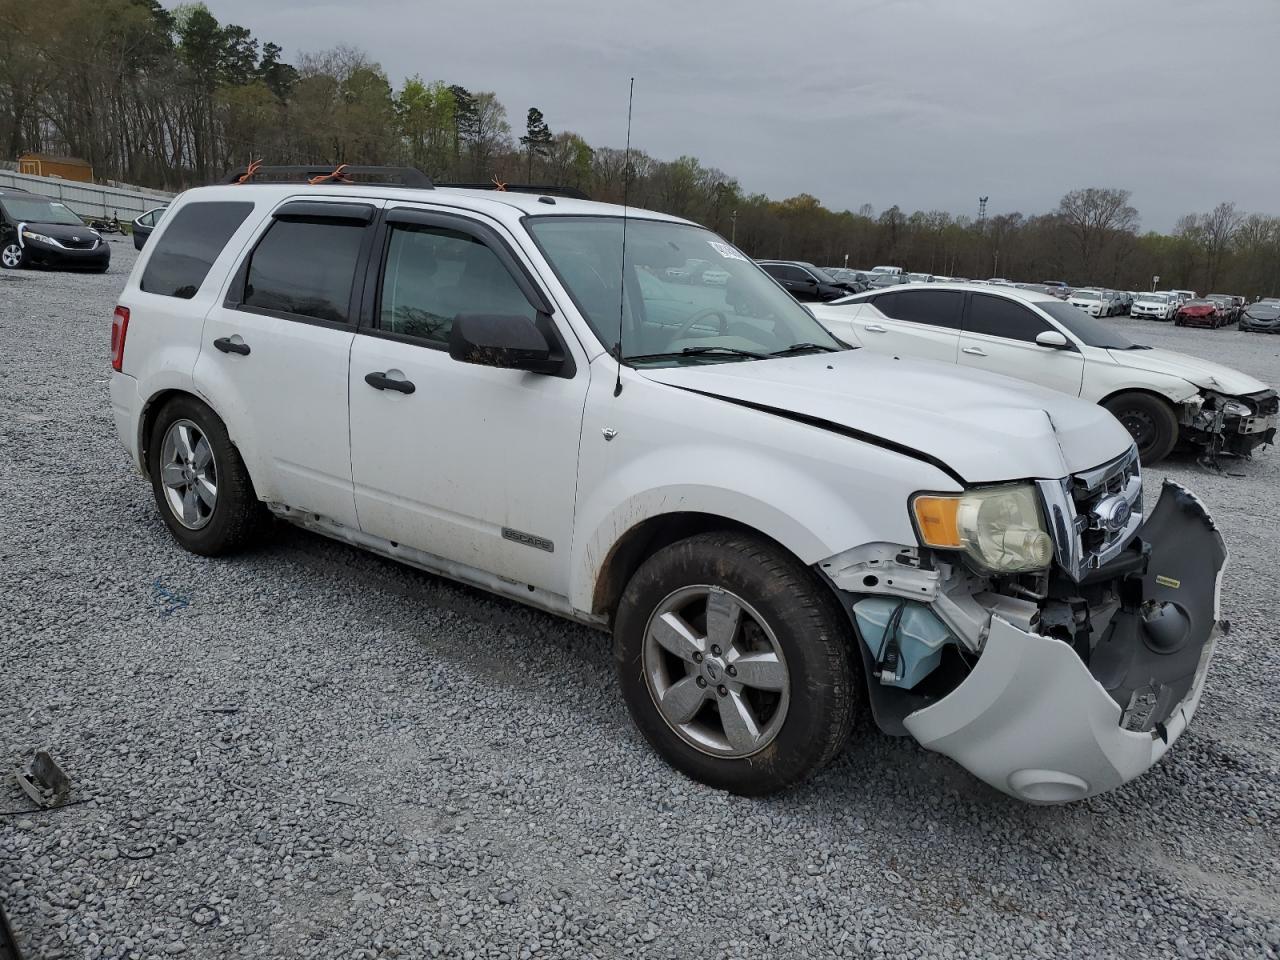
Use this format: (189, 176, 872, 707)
(0, 170, 174, 221)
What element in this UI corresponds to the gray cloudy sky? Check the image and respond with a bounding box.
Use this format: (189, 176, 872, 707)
(201, 0, 1278, 232)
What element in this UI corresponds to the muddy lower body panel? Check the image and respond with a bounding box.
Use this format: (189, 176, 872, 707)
(903, 482, 1226, 803)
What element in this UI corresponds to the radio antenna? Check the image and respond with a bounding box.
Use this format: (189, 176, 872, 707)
(613, 77, 635, 398)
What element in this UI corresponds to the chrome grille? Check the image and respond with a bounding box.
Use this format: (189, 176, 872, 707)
(1037, 445, 1143, 581)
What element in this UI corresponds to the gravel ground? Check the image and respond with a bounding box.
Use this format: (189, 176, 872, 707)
(2, 242, 1278, 959)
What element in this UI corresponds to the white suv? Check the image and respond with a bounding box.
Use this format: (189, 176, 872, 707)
(110, 166, 1228, 803)
(813, 283, 1275, 464)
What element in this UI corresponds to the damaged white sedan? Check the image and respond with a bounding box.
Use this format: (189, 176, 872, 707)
(813, 283, 1276, 464)
(112, 176, 1227, 804)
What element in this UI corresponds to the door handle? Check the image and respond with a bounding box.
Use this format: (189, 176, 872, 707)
(213, 337, 250, 356)
(961, 346, 987, 357)
(364, 371, 416, 395)
(862, 324, 887, 333)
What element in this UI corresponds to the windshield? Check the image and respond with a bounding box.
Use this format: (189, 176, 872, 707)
(1245, 303, 1280, 319)
(526, 217, 845, 365)
(1040, 301, 1141, 349)
(1136, 292, 1167, 302)
(0, 197, 84, 226)
(797, 262, 837, 283)
(1072, 290, 1101, 301)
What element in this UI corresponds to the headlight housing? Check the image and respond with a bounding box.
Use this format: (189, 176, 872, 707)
(21, 230, 55, 245)
(912, 483, 1055, 574)
(1218, 399, 1251, 418)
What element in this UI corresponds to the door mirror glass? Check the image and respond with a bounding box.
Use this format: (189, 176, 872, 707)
(449, 313, 560, 374)
(1035, 330, 1070, 349)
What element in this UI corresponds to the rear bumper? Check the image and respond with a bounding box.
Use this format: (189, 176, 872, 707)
(905, 482, 1226, 803)
(110, 371, 143, 473)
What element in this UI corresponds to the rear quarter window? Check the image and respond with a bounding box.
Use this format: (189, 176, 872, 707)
(140, 201, 254, 298)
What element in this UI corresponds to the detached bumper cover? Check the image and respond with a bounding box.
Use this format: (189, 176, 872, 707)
(904, 482, 1226, 803)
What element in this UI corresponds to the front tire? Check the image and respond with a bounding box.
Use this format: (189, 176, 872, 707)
(1, 242, 24, 269)
(614, 531, 857, 795)
(147, 395, 268, 555)
(1104, 392, 1179, 464)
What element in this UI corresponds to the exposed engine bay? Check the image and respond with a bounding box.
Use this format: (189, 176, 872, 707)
(1182, 388, 1278, 462)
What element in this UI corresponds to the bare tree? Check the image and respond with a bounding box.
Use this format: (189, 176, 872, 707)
(1056, 187, 1139, 279)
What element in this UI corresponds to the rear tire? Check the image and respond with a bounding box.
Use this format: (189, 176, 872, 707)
(1104, 392, 1179, 464)
(614, 531, 858, 795)
(147, 395, 268, 556)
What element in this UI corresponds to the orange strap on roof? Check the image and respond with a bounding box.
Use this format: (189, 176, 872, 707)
(236, 159, 263, 184)
(309, 163, 354, 185)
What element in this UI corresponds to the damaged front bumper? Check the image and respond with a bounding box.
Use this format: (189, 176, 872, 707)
(1183, 389, 1278, 458)
(904, 481, 1227, 802)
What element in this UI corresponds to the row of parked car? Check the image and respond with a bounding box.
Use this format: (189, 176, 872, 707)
(753, 258, 1280, 336)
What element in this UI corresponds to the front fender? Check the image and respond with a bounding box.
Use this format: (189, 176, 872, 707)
(569, 369, 960, 613)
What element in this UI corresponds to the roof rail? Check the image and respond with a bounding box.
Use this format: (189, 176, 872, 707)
(437, 182, 590, 201)
(220, 164, 433, 189)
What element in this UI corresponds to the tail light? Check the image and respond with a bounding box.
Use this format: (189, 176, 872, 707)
(111, 305, 130, 372)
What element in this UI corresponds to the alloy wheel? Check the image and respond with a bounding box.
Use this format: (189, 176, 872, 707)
(159, 419, 218, 529)
(1, 244, 22, 268)
(642, 585, 790, 758)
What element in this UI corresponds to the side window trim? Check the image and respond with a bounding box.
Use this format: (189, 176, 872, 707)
(225, 211, 377, 329)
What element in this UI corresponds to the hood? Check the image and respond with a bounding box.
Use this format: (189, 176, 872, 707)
(639, 350, 1134, 484)
(1106, 346, 1268, 395)
(1179, 304, 1214, 314)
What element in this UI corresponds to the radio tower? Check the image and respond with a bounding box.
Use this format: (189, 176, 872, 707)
(978, 196, 988, 227)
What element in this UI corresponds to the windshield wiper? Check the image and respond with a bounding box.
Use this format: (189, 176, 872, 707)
(625, 345, 767, 363)
(1118, 344, 1153, 350)
(769, 342, 842, 356)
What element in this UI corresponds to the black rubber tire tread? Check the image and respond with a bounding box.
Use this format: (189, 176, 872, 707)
(614, 530, 858, 796)
(1104, 391, 1180, 465)
(147, 394, 268, 556)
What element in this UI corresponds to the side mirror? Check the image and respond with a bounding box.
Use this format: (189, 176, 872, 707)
(1035, 330, 1071, 349)
(449, 313, 563, 374)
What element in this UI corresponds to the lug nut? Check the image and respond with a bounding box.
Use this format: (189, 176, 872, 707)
(726, 665, 737, 677)
(692, 652, 703, 663)
(710, 645, 721, 656)
(696, 676, 708, 688)
(716, 685, 728, 697)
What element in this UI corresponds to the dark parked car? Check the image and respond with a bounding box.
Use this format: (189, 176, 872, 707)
(1205, 294, 1239, 322)
(1240, 301, 1280, 333)
(131, 205, 168, 250)
(756, 260, 859, 301)
(1175, 299, 1223, 328)
(0, 188, 109, 272)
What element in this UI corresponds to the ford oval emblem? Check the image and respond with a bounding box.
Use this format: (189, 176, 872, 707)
(1093, 495, 1132, 533)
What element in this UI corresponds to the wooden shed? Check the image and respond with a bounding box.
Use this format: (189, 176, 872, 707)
(17, 153, 94, 183)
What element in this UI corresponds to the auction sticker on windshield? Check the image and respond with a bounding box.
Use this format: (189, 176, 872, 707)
(708, 240, 749, 261)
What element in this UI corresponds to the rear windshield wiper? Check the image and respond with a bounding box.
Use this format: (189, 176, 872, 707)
(769, 342, 842, 356)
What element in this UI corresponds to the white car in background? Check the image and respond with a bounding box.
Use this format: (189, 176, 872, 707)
(1131, 291, 1177, 321)
(813, 283, 1276, 463)
(1068, 288, 1109, 317)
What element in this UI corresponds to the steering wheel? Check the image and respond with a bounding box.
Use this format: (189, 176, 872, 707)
(675, 308, 729, 340)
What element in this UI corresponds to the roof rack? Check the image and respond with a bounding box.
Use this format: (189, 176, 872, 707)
(220, 164, 433, 189)
(437, 182, 590, 201)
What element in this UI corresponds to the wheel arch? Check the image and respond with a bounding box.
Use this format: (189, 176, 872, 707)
(588, 511, 813, 623)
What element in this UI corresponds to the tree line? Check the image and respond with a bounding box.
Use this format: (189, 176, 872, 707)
(2, 0, 1277, 296)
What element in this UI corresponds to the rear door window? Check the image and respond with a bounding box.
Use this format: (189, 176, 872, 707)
(964, 293, 1053, 342)
(873, 289, 963, 329)
(140, 201, 254, 298)
(242, 219, 367, 324)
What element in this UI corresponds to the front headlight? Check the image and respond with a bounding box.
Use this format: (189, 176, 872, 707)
(21, 230, 55, 244)
(1219, 399, 1252, 417)
(912, 483, 1055, 574)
